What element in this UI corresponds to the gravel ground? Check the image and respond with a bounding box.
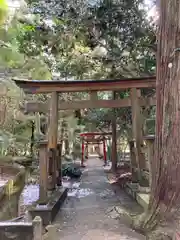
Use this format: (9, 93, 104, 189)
(44, 157, 145, 240)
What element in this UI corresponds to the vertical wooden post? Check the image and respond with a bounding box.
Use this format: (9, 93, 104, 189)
(129, 140, 138, 182)
(81, 139, 85, 166)
(130, 88, 146, 185)
(34, 112, 42, 137)
(57, 120, 65, 186)
(64, 137, 69, 155)
(90, 91, 98, 101)
(103, 138, 107, 165)
(57, 142, 62, 186)
(85, 142, 88, 159)
(48, 92, 59, 190)
(86, 142, 88, 159)
(89, 91, 98, 132)
(111, 91, 117, 172)
(33, 216, 42, 240)
(30, 120, 35, 158)
(107, 139, 111, 161)
(38, 141, 48, 203)
(143, 135, 155, 188)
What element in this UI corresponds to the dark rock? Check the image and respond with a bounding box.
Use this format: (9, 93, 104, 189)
(62, 163, 82, 179)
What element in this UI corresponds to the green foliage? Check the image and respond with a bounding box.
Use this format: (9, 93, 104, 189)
(0, 0, 8, 25)
(0, 46, 25, 68)
(20, 0, 156, 79)
(0, 0, 156, 155)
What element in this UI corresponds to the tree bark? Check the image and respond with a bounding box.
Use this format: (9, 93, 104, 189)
(141, 0, 180, 235)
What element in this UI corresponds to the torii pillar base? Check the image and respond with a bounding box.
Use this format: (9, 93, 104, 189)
(28, 188, 68, 226)
(29, 141, 67, 226)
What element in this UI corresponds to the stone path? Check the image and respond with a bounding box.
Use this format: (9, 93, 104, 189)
(44, 157, 145, 240)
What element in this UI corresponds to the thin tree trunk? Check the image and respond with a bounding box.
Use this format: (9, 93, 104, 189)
(141, 0, 180, 236)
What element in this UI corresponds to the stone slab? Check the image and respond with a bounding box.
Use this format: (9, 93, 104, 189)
(0, 222, 33, 240)
(136, 193, 150, 209)
(124, 182, 149, 209)
(28, 188, 67, 226)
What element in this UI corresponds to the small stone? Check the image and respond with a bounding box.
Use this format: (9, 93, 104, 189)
(45, 225, 58, 239)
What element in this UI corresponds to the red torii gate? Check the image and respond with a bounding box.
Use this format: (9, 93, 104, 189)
(80, 132, 112, 167)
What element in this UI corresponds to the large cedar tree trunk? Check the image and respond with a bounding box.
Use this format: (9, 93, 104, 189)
(139, 0, 180, 237)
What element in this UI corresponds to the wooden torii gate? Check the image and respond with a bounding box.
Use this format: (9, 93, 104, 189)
(13, 76, 156, 202)
(80, 132, 112, 166)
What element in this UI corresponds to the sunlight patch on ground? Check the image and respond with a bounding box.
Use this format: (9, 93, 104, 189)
(68, 188, 94, 198)
(62, 178, 81, 189)
(99, 189, 115, 198)
(21, 184, 39, 205)
(103, 161, 112, 171)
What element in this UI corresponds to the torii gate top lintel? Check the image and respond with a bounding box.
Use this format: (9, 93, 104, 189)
(13, 76, 156, 94)
(80, 132, 111, 143)
(80, 132, 112, 137)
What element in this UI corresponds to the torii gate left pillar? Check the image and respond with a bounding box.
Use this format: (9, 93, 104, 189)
(47, 92, 59, 190)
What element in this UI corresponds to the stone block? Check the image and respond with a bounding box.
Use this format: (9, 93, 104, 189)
(0, 222, 33, 240)
(28, 188, 67, 226)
